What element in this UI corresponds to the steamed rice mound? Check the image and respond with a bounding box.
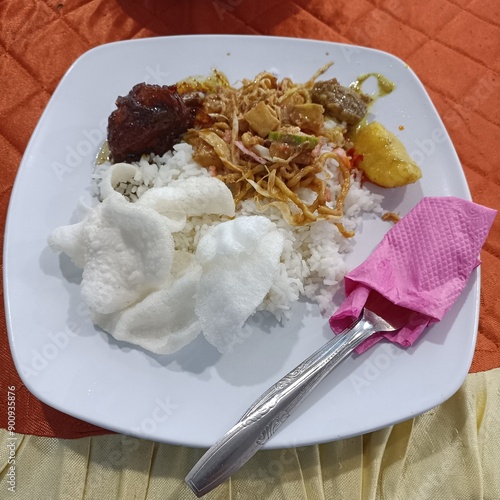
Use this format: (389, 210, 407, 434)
(50, 142, 383, 355)
(95, 143, 383, 317)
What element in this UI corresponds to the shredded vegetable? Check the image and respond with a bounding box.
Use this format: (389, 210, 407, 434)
(183, 64, 358, 234)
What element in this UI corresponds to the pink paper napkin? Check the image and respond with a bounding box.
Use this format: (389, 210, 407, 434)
(329, 197, 496, 353)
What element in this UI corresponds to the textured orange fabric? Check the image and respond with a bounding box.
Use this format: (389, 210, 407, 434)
(0, 0, 499, 438)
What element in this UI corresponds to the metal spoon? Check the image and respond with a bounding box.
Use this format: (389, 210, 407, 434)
(185, 308, 398, 497)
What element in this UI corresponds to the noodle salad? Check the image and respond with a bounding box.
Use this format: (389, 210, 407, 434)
(182, 64, 363, 236)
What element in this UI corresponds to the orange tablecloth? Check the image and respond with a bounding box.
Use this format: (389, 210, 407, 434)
(1, 0, 499, 439)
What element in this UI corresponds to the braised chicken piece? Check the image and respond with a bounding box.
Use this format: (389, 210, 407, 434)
(107, 83, 199, 162)
(311, 79, 368, 125)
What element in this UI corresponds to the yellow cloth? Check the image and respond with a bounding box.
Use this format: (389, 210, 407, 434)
(1, 369, 498, 499)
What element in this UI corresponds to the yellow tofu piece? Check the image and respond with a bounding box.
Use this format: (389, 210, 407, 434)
(244, 101, 280, 137)
(352, 121, 422, 187)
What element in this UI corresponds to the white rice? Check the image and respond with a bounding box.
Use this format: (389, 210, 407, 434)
(94, 142, 383, 320)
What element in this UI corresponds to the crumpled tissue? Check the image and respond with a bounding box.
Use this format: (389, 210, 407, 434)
(329, 197, 496, 353)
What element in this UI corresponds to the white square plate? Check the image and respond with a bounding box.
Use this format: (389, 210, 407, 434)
(4, 35, 477, 448)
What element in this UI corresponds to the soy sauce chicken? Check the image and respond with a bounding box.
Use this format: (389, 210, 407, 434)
(107, 83, 200, 162)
